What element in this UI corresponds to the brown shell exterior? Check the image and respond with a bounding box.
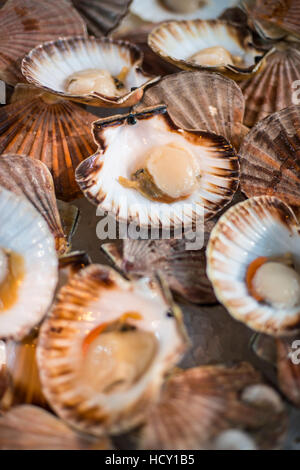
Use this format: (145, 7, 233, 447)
(0, 0, 86, 85)
(0, 155, 67, 255)
(277, 336, 300, 407)
(240, 105, 300, 210)
(0, 93, 98, 201)
(250, 0, 300, 39)
(137, 363, 287, 450)
(240, 44, 300, 127)
(135, 71, 247, 150)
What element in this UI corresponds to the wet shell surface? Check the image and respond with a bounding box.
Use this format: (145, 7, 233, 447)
(0, 405, 112, 450)
(76, 106, 239, 229)
(22, 36, 159, 108)
(37, 264, 187, 436)
(0, 88, 98, 201)
(207, 196, 300, 336)
(0, 155, 67, 255)
(135, 71, 247, 150)
(148, 20, 266, 80)
(137, 363, 286, 450)
(239, 105, 300, 210)
(277, 336, 300, 407)
(240, 43, 300, 128)
(0, 0, 86, 85)
(0, 187, 58, 340)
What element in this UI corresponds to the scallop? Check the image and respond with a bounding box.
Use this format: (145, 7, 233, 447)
(207, 196, 300, 335)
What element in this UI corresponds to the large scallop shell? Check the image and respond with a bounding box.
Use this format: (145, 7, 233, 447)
(0, 155, 67, 255)
(148, 20, 266, 80)
(207, 196, 300, 336)
(240, 43, 300, 127)
(0, 0, 86, 85)
(37, 264, 187, 436)
(0, 187, 58, 340)
(75, 105, 239, 229)
(0, 88, 98, 201)
(22, 36, 159, 108)
(137, 363, 286, 450)
(135, 71, 247, 150)
(277, 336, 300, 407)
(239, 105, 300, 211)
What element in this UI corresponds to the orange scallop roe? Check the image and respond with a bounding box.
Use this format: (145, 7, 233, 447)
(246, 256, 268, 301)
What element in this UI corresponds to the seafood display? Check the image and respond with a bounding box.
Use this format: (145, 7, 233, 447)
(0, 0, 299, 452)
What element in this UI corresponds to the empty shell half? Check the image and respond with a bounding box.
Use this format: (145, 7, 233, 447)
(148, 20, 266, 80)
(207, 196, 300, 336)
(37, 264, 187, 436)
(22, 36, 160, 108)
(0, 187, 58, 340)
(75, 106, 239, 229)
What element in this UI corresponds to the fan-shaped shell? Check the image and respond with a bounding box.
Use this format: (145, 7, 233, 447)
(0, 90, 98, 201)
(135, 71, 247, 150)
(207, 196, 300, 335)
(0, 155, 67, 255)
(76, 106, 239, 229)
(240, 44, 300, 127)
(137, 363, 286, 450)
(22, 36, 159, 108)
(277, 336, 300, 407)
(148, 20, 266, 80)
(0, 187, 58, 340)
(0, 0, 86, 85)
(240, 105, 300, 210)
(37, 264, 187, 436)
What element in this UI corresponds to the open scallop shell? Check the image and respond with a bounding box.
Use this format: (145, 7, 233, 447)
(148, 20, 266, 80)
(240, 105, 300, 211)
(207, 196, 300, 336)
(0, 155, 67, 255)
(137, 363, 286, 450)
(135, 71, 247, 150)
(0, 405, 112, 450)
(0, 87, 98, 201)
(0, 187, 58, 340)
(0, 0, 86, 85)
(277, 336, 300, 407)
(22, 36, 159, 108)
(75, 105, 239, 229)
(37, 264, 187, 436)
(240, 43, 300, 127)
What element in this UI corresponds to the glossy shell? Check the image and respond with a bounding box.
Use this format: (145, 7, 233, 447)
(148, 20, 266, 80)
(76, 106, 239, 229)
(0, 0, 86, 85)
(0, 187, 58, 340)
(37, 264, 187, 436)
(207, 196, 300, 335)
(22, 36, 159, 108)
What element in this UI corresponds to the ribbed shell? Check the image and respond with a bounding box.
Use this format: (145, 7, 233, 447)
(37, 264, 187, 436)
(76, 106, 239, 229)
(240, 105, 300, 210)
(0, 155, 67, 255)
(240, 44, 300, 127)
(148, 20, 266, 80)
(22, 36, 159, 108)
(0, 187, 58, 340)
(137, 363, 286, 450)
(71, 0, 132, 37)
(0, 406, 112, 450)
(135, 71, 247, 150)
(0, 92, 98, 201)
(207, 196, 300, 336)
(277, 336, 300, 408)
(0, 0, 86, 85)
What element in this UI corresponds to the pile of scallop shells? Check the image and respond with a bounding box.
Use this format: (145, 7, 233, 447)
(0, 0, 299, 450)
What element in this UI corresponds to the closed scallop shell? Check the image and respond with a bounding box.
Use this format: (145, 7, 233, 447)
(207, 196, 300, 336)
(0, 0, 86, 85)
(0, 89, 98, 201)
(22, 36, 159, 108)
(135, 70, 247, 150)
(239, 105, 300, 210)
(148, 20, 266, 80)
(277, 335, 300, 407)
(240, 43, 300, 127)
